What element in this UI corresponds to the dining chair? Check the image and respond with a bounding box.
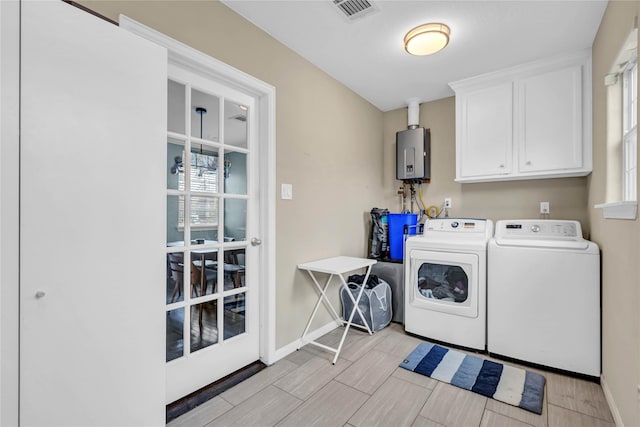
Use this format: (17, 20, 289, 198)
(192, 251, 219, 295)
(168, 253, 201, 303)
(224, 249, 245, 288)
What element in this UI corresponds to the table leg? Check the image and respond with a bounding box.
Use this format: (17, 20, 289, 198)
(331, 266, 374, 364)
(201, 253, 206, 294)
(298, 272, 340, 350)
(307, 271, 343, 321)
(198, 253, 206, 326)
(339, 271, 373, 335)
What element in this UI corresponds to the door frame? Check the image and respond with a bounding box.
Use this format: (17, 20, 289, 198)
(119, 16, 277, 368)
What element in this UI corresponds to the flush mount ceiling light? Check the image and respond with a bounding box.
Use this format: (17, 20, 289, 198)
(404, 23, 450, 56)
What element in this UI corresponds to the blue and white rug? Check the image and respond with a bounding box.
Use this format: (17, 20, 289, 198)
(400, 343, 546, 415)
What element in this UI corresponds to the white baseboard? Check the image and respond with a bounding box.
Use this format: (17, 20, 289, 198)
(270, 320, 341, 364)
(600, 374, 625, 427)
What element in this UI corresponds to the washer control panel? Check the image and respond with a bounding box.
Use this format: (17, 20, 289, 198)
(425, 218, 489, 233)
(498, 220, 580, 238)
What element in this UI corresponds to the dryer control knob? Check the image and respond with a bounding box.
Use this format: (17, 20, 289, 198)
(531, 224, 541, 232)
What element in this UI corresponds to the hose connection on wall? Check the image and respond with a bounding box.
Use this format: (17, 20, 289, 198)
(400, 180, 442, 222)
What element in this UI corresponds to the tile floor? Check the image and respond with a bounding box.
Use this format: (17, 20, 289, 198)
(168, 323, 615, 427)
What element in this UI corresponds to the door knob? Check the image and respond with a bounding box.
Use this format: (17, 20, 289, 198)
(251, 237, 262, 246)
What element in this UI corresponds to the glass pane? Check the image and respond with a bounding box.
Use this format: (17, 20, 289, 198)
(190, 249, 218, 297)
(224, 198, 246, 241)
(224, 293, 246, 339)
(167, 138, 185, 190)
(189, 146, 219, 194)
(167, 252, 203, 300)
(166, 307, 184, 362)
(417, 263, 469, 303)
(190, 228, 218, 243)
(167, 252, 185, 304)
(223, 248, 245, 290)
(191, 89, 219, 142)
(168, 80, 185, 134)
(191, 300, 218, 353)
(190, 196, 218, 227)
(223, 150, 247, 195)
(225, 99, 247, 149)
(166, 195, 184, 246)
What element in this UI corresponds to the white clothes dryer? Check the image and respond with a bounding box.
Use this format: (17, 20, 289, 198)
(404, 218, 493, 350)
(488, 220, 600, 377)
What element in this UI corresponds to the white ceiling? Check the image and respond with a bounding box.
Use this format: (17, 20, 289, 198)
(221, 0, 608, 112)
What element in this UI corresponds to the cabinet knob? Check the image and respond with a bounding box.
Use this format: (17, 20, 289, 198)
(526, 161, 532, 165)
(35, 291, 46, 299)
(499, 164, 504, 168)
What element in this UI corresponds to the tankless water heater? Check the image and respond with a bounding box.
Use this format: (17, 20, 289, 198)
(396, 127, 430, 180)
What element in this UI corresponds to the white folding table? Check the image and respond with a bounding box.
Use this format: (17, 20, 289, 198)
(297, 256, 377, 364)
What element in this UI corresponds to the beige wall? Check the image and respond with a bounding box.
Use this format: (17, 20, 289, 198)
(80, 0, 384, 348)
(590, 1, 640, 425)
(382, 98, 590, 234)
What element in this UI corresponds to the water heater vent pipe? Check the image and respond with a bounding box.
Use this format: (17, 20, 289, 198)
(407, 98, 420, 129)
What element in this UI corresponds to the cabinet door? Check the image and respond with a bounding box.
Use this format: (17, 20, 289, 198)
(517, 65, 583, 172)
(20, 2, 166, 425)
(457, 82, 513, 179)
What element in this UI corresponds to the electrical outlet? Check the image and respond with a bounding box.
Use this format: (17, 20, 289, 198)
(540, 201, 550, 214)
(444, 198, 452, 209)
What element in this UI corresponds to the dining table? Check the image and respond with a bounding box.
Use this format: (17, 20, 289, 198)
(167, 240, 245, 293)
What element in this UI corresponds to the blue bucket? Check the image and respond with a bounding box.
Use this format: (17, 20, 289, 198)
(388, 213, 418, 260)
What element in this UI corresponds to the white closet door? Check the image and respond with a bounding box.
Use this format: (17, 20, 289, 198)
(20, 1, 167, 425)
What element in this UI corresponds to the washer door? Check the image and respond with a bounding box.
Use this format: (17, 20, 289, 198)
(408, 250, 479, 318)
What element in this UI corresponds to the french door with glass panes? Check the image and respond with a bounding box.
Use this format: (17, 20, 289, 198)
(165, 64, 259, 403)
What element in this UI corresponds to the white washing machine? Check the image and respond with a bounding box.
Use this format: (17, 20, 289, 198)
(488, 220, 600, 377)
(404, 218, 493, 350)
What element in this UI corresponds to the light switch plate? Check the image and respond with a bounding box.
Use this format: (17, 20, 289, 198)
(281, 183, 293, 200)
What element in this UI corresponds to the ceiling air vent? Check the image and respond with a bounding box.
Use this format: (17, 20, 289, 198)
(332, 0, 378, 21)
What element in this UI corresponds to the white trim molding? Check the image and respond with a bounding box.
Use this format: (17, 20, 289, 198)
(118, 16, 278, 365)
(272, 320, 341, 363)
(594, 201, 637, 220)
(600, 374, 625, 427)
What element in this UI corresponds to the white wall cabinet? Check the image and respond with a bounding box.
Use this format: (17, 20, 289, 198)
(458, 82, 514, 178)
(450, 50, 592, 183)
